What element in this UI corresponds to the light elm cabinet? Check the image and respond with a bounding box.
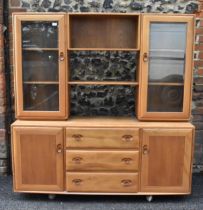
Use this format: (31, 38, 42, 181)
(12, 13, 195, 198)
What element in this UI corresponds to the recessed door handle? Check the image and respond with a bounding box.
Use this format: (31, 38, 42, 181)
(56, 144, 63, 153)
(143, 145, 149, 155)
(143, 52, 148, 62)
(59, 52, 65, 61)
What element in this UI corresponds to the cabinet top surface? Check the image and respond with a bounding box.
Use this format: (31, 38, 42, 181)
(12, 117, 194, 128)
(12, 12, 195, 17)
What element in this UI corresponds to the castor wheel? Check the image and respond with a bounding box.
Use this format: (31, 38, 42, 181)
(146, 195, 153, 202)
(48, 194, 56, 200)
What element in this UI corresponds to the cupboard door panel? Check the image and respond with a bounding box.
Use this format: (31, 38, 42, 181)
(14, 14, 66, 119)
(12, 127, 64, 192)
(139, 15, 194, 120)
(141, 128, 193, 193)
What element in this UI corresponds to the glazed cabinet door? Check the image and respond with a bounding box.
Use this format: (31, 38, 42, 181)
(13, 14, 67, 119)
(138, 15, 194, 120)
(141, 128, 194, 193)
(12, 127, 64, 192)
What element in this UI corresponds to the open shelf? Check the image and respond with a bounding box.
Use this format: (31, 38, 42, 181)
(68, 48, 139, 51)
(68, 81, 138, 86)
(69, 51, 138, 82)
(68, 14, 140, 50)
(70, 85, 136, 117)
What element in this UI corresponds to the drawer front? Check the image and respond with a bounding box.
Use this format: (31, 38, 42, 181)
(66, 172, 138, 192)
(66, 150, 139, 171)
(66, 128, 139, 149)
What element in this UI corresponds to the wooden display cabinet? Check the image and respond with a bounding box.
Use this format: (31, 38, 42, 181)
(12, 13, 195, 199)
(138, 15, 194, 121)
(13, 13, 67, 119)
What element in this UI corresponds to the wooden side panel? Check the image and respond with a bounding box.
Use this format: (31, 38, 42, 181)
(141, 128, 193, 193)
(66, 172, 138, 192)
(12, 127, 64, 191)
(66, 128, 139, 149)
(66, 150, 139, 171)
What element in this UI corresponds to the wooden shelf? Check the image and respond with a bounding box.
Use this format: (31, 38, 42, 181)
(148, 82, 184, 86)
(23, 48, 58, 51)
(68, 81, 138, 86)
(68, 48, 140, 51)
(23, 81, 59, 85)
(69, 15, 140, 49)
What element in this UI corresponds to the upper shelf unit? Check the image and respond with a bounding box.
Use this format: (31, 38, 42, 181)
(68, 13, 140, 51)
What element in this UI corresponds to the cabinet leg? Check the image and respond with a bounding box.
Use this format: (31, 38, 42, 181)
(48, 194, 56, 200)
(146, 195, 153, 202)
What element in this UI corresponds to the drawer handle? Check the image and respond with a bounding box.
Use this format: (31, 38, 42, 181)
(72, 179, 83, 186)
(122, 135, 133, 142)
(56, 144, 63, 153)
(121, 158, 133, 165)
(121, 179, 133, 187)
(72, 134, 83, 142)
(72, 157, 83, 164)
(143, 145, 149, 155)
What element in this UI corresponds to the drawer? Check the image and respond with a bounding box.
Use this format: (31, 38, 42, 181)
(66, 172, 138, 192)
(66, 128, 139, 149)
(66, 150, 139, 171)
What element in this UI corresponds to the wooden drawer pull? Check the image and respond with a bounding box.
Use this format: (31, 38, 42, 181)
(121, 179, 133, 187)
(143, 145, 150, 155)
(59, 52, 65, 61)
(72, 134, 83, 141)
(56, 144, 63, 153)
(72, 179, 83, 186)
(121, 157, 133, 165)
(122, 135, 133, 142)
(72, 157, 83, 164)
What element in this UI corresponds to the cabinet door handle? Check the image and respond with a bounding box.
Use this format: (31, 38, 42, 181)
(143, 52, 148, 62)
(72, 157, 83, 164)
(121, 158, 133, 165)
(72, 134, 83, 142)
(59, 52, 65, 61)
(121, 179, 133, 187)
(72, 179, 83, 186)
(143, 145, 149, 155)
(122, 135, 133, 142)
(56, 144, 63, 153)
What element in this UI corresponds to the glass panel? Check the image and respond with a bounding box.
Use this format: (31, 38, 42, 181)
(149, 23, 186, 83)
(70, 51, 137, 81)
(70, 85, 136, 116)
(22, 21, 58, 48)
(23, 50, 58, 81)
(147, 85, 183, 112)
(23, 84, 59, 111)
(147, 22, 186, 112)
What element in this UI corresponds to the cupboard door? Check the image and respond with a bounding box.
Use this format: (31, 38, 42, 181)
(141, 129, 193, 193)
(12, 127, 64, 192)
(138, 15, 194, 120)
(13, 14, 67, 119)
